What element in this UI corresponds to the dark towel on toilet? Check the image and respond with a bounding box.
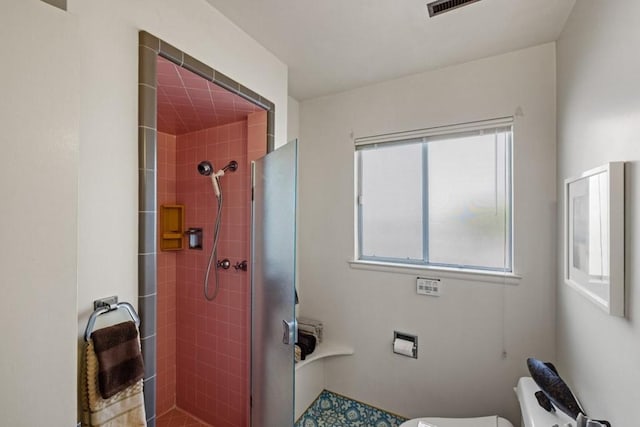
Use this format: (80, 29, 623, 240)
(91, 321, 145, 399)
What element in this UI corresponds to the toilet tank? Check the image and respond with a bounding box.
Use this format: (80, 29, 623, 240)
(516, 377, 577, 427)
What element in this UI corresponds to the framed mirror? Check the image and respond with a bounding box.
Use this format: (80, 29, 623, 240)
(564, 162, 624, 316)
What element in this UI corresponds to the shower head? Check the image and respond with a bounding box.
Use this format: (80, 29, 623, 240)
(197, 161, 214, 176)
(197, 160, 238, 176)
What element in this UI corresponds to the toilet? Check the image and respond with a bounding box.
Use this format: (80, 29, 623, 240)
(399, 377, 577, 427)
(515, 376, 576, 427)
(399, 416, 512, 427)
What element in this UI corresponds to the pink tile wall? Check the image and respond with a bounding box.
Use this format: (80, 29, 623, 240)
(247, 111, 267, 162)
(174, 119, 259, 427)
(157, 132, 178, 416)
(155, 113, 266, 427)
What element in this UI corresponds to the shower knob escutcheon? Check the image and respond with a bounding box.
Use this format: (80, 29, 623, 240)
(217, 258, 231, 269)
(233, 260, 248, 271)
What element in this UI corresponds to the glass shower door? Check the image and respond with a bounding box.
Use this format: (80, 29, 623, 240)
(251, 140, 297, 427)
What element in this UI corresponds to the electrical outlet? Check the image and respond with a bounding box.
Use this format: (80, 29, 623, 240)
(416, 277, 441, 296)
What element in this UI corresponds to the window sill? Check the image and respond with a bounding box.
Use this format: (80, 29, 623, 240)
(348, 260, 521, 285)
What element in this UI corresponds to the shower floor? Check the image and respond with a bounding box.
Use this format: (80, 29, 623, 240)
(157, 408, 212, 427)
(157, 391, 406, 427)
(296, 390, 408, 427)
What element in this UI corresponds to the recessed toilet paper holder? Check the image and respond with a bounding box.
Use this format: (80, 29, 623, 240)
(393, 331, 418, 359)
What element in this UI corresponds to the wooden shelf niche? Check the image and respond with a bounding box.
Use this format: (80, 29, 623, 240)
(160, 204, 185, 251)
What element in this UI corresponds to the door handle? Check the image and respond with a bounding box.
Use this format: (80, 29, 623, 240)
(282, 319, 296, 345)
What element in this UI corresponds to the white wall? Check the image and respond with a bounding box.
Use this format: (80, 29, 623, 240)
(288, 96, 300, 142)
(298, 43, 557, 424)
(556, 1, 640, 425)
(0, 2, 79, 426)
(74, 0, 288, 335)
(2, 0, 288, 425)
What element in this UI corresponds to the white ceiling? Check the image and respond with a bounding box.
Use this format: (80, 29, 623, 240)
(206, 0, 575, 100)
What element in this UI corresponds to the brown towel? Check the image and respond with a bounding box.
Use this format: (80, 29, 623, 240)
(91, 321, 144, 399)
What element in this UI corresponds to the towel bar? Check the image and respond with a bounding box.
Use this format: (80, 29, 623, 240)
(84, 296, 141, 341)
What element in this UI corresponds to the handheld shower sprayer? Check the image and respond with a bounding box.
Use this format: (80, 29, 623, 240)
(196, 159, 239, 301)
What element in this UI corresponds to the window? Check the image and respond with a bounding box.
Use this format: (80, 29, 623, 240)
(355, 119, 513, 273)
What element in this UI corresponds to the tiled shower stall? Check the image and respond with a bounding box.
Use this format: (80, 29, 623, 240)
(156, 115, 266, 426)
(138, 31, 273, 427)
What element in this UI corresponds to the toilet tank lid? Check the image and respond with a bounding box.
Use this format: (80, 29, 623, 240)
(516, 377, 576, 427)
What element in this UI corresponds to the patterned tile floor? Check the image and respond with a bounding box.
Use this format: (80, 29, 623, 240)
(156, 408, 212, 427)
(296, 390, 408, 427)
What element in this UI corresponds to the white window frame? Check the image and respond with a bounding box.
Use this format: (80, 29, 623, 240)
(353, 117, 515, 277)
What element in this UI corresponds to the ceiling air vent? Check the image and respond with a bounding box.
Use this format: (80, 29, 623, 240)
(427, 0, 482, 17)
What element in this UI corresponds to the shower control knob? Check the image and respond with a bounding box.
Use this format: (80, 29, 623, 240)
(217, 258, 231, 269)
(233, 260, 248, 271)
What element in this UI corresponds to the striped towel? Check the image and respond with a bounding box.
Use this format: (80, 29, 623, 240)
(81, 321, 146, 426)
(91, 321, 145, 398)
